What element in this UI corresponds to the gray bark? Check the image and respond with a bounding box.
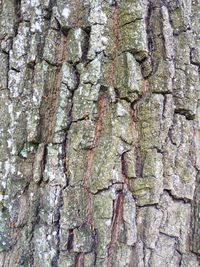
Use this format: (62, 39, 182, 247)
(0, 0, 200, 266)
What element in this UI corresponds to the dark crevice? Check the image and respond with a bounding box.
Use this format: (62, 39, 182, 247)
(28, 188, 42, 267)
(82, 26, 91, 62)
(152, 91, 172, 95)
(146, 0, 154, 56)
(140, 57, 153, 78)
(67, 229, 74, 251)
(129, 81, 149, 179)
(43, 58, 60, 67)
(14, 0, 21, 20)
(90, 182, 123, 195)
(60, 26, 70, 37)
(75, 252, 84, 267)
(163, 189, 192, 204)
(135, 145, 143, 178)
(159, 231, 179, 241)
(41, 144, 48, 181)
(191, 172, 200, 256)
(51, 190, 63, 267)
(190, 48, 200, 67)
(136, 202, 158, 208)
(118, 135, 133, 146)
(93, 229, 98, 267)
(162, 93, 168, 120)
(174, 108, 195, 120)
(61, 64, 80, 188)
(38, 11, 54, 60)
(107, 191, 124, 267)
(10, 67, 20, 73)
(110, 0, 119, 8)
(14, 0, 22, 37)
(119, 17, 142, 28)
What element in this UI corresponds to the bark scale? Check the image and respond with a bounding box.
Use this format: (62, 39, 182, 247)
(0, 0, 200, 266)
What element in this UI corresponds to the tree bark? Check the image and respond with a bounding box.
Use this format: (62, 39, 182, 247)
(0, 0, 200, 266)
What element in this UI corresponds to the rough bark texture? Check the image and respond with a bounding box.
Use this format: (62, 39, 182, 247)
(0, 0, 200, 266)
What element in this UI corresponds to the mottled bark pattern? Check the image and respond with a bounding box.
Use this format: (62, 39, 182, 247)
(0, 0, 200, 266)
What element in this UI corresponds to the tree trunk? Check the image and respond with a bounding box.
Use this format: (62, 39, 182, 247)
(0, 0, 200, 266)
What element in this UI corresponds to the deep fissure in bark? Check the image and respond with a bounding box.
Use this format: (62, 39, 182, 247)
(0, 0, 200, 266)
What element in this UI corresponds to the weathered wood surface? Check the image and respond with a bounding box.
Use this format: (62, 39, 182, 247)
(0, 0, 200, 266)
